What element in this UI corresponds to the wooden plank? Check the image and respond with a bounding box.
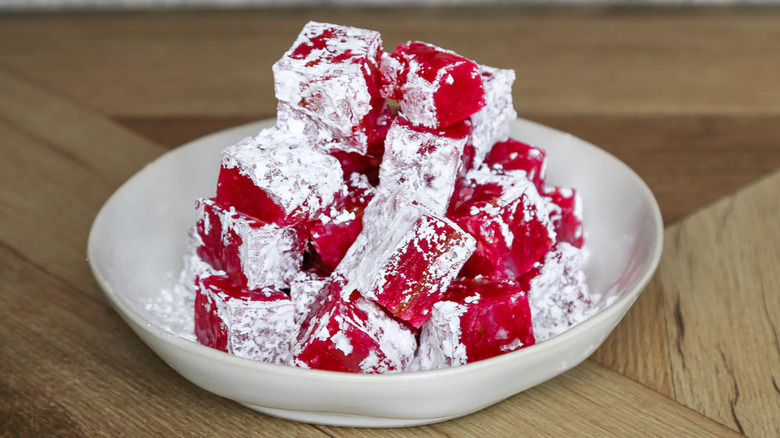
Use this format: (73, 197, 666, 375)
(659, 169, 780, 437)
(320, 361, 739, 437)
(0, 66, 165, 298)
(590, 273, 675, 398)
(0, 244, 325, 437)
(0, 67, 163, 182)
(1, 7, 780, 117)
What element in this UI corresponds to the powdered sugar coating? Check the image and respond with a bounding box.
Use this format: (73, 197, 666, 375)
(219, 129, 345, 222)
(416, 279, 535, 370)
(416, 300, 469, 369)
(336, 189, 476, 327)
(272, 21, 383, 154)
(195, 198, 304, 290)
(195, 274, 298, 364)
(290, 277, 417, 373)
(288, 271, 328, 324)
(453, 167, 558, 279)
(335, 189, 426, 299)
(469, 65, 517, 168)
(522, 242, 594, 342)
(379, 117, 470, 215)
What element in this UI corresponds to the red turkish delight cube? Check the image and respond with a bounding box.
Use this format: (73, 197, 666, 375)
(450, 167, 557, 279)
(272, 22, 384, 154)
(194, 198, 305, 290)
(484, 138, 547, 191)
(337, 191, 476, 328)
(519, 242, 593, 342)
(215, 128, 346, 225)
(307, 173, 375, 273)
(543, 186, 584, 248)
(416, 278, 535, 369)
(276, 98, 392, 158)
(290, 276, 417, 373)
(326, 100, 392, 186)
(194, 273, 297, 363)
(378, 116, 472, 215)
(469, 65, 517, 168)
(380, 41, 485, 129)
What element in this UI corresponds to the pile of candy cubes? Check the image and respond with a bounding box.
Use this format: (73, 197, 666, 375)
(181, 21, 594, 373)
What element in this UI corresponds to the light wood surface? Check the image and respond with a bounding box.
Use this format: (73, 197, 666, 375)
(1, 6, 779, 437)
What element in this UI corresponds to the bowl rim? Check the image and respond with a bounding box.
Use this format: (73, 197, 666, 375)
(87, 116, 664, 382)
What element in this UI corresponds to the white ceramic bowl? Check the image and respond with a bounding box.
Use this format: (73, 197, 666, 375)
(88, 118, 663, 427)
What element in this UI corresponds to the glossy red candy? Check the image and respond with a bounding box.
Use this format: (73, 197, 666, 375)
(380, 41, 485, 129)
(307, 173, 375, 273)
(450, 168, 557, 279)
(416, 278, 535, 369)
(337, 192, 476, 328)
(371, 214, 476, 328)
(543, 186, 584, 248)
(484, 138, 547, 192)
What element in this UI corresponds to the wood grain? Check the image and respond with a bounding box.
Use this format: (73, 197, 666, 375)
(593, 169, 780, 437)
(0, 67, 163, 298)
(661, 169, 780, 437)
(321, 361, 740, 437)
(1, 7, 780, 118)
(0, 244, 326, 437)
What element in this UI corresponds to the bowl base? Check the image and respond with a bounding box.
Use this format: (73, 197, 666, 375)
(240, 403, 464, 428)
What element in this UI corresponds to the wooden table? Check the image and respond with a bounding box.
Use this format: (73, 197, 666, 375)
(1, 6, 778, 436)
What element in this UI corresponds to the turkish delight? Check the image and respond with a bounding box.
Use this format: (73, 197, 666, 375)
(380, 41, 485, 129)
(469, 65, 517, 168)
(273, 22, 384, 154)
(215, 128, 345, 225)
(194, 273, 297, 363)
(416, 278, 535, 369)
(519, 242, 593, 342)
(450, 167, 557, 279)
(543, 186, 584, 248)
(290, 276, 417, 373)
(484, 139, 547, 192)
(194, 197, 305, 290)
(181, 23, 596, 373)
(336, 190, 476, 328)
(378, 116, 471, 215)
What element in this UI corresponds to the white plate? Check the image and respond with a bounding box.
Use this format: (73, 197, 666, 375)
(88, 118, 663, 427)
